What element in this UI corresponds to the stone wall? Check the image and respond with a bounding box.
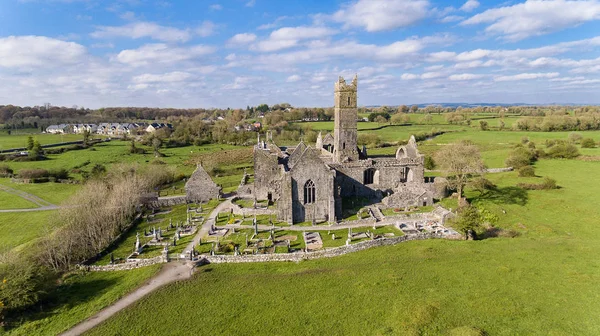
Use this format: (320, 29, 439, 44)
(201, 232, 445, 264)
(81, 256, 165, 272)
(150, 196, 187, 208)
(185, 164, 221, 203)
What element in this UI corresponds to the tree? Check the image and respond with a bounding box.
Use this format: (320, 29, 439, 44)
(391, 112, 410, 124)
(398, 105, 409, 113)
(479, 120, 489, 131)
(152, 137, 163, 157)
(453, 204, 481, 239)
(434, 141, 485, 200)
(82, 130, 91, 146)
(28, 140, 43, 160)
(498, 120, 505, 130)
(581, 138, 596, 148)
(374, 115, 387, 124)
(256, 104, 269, 113)
(26, 136, 34, 150)
(410, 104, 419, 113)
(424, 156, 436, 170)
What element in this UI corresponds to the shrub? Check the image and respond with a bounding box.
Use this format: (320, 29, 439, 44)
(479, 120, 488, 130)
(568, 132, 583, 143)
(545, 141, 580, 158)
(48, 168, 69, 180)
(18, 168, 49, 179)
(581, 138, 596, 148)
(0, 164, 13, 177)
(424, 156, 436, 170)
(517, 177, 558, 190)
(506, 146, 536, 168)
(518, 165, 535, 177)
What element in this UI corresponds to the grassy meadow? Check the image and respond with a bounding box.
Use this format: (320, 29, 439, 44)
(0, 132, 84, 149)
(3, 115, 600, 335)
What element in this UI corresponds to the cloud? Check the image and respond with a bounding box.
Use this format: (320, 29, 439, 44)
(115, 43, 216, 66)
(133, 71, 193, 83)
(196, 21, 216, 37)
(210, 4, 222, 10)
(495, 72, 560, 81)
(286, 74, 301, 82)
(245, 0, 255, 7)
(449, 73, 484, 80)
(461, 0, 600, 41)
(257, 16, 289, 30)
(440, 15, 464, 23)
(332, 0, 430, 32)
(254, 26, 337, 52)
(401, 73, 418, 80)
(0, 35, 86, 68)
(227, 33, 257, 46)
(460, 0, 479, 12)
(91, 22, 191, 42)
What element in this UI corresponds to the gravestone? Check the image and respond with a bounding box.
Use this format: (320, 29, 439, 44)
(135, 233, 141, 252)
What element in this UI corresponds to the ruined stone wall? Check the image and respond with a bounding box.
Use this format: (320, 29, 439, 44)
(280, 148, 336, 223)
(80, 256, 165, 271)
(185, 164, 221, 203)
(253, 148, 281, 200)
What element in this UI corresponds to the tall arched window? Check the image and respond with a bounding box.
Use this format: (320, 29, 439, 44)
(304, 180, 316, 204)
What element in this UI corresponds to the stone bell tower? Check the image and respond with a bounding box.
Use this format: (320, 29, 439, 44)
(333, 75, 358, 162)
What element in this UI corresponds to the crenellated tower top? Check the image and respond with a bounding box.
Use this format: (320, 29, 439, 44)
(334, 75, 358, 92)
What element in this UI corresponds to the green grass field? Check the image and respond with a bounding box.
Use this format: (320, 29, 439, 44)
(0, 210, 55, 251)
(83, 128, 600, 335)
(0, 190, 39, 209)
(5, 122, 600, 335)
(5, 265, 161, 336)
(0, 132, 84, 149)
(0, 178, 80, 205)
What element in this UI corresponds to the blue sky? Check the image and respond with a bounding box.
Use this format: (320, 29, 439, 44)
(1, 0, 600, 108)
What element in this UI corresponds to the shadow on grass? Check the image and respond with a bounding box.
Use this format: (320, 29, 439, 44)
(4, 277, 118, 332)
(474, 186, 529, 206)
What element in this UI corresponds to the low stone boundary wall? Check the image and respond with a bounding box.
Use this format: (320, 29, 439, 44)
(80, 256, 165, 272)
(151, 196, 187, 208)
(202, 232, 445, 264)
(486, 167, 513, 173)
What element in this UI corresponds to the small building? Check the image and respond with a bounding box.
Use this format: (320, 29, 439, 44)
(146, 123, 172, 133)
(185, 164, 222, 203)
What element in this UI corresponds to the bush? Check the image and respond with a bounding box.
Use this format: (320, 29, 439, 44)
(506, 146, 536, 168)
(48, 168, 69, 180)
(18, 168, 49, 179)
(424, 156, 436, 170)
(517, 177, 558, 190)
(581, 138, 596, 148)
(568, 132, 583, 143)
(518, 165, 535, 177)
(545, 141, 580, 158)
(0, 164, 13, 177)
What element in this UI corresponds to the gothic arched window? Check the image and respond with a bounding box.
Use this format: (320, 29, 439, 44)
(304, 180, 316, 204)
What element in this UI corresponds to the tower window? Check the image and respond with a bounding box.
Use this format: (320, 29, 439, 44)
(348, 96, 350, 106)
(364, 168, 376, 184)
(304, 180, 316, 204)
(343, 142, 346, 149)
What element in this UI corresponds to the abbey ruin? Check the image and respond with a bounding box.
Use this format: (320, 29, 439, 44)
(253, 75, 443, 224)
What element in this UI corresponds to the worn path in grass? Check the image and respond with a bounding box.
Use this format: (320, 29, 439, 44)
(60, 262, 194, 336)
(183, 198, 233, 255)
(0, 184, 59, 212)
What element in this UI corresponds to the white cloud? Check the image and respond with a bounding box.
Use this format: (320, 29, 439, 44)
(196, 21, 216, 37)
(257, 16, 289, 30)
(461, 0, 600, 41)
(449, 73, 484, 80)
(227, 33, 257, 46)
(254, 26, 337, 52)
(0, 35, 86, 68)
(245, 0, 255, 7)
(440, 15, 464, 23)
(210, 4, 222, 10)
(133, 71, 193, 83)
(495, 72, 560, 81)
(91, 22, 191, 42)
(286, 74, 301, 82)
(332, 0, 430, 32)
(460, 0, 479, 12)
(115, 43, 216, 66)
(401, 73, 418, 80)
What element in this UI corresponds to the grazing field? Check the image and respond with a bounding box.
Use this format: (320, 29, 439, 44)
(0, 132, 84, 149)
(0, 178, 80, 205)
(0, 190, 39, 209)
(5, 265, 161, 336)
(84, 129, 600, 335)
(0, 210, 55, 251)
